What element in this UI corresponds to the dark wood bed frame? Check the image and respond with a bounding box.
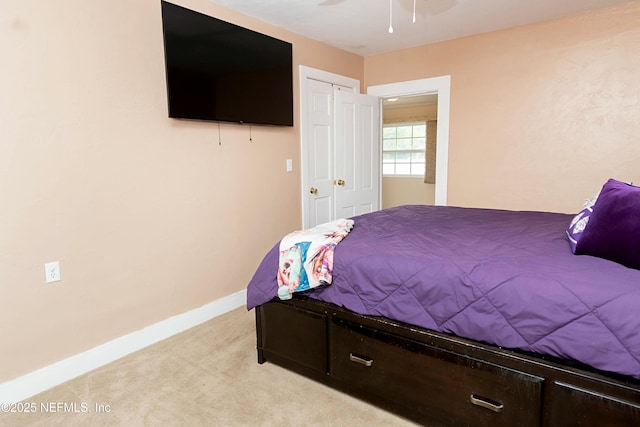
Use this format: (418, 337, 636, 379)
(255, 296, 640, 426)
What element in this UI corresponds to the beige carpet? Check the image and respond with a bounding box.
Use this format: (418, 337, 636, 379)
(1, 307, 418, 427)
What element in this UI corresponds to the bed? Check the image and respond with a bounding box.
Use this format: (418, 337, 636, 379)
(247, 202, 640, 426)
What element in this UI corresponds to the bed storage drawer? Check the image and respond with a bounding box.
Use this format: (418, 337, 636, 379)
(544, 381, 640, 426)
(257, 301, 328, 374)
(330, 316, 544, 427)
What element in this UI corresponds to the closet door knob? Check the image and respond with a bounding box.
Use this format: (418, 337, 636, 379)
(337, 179, 345, 186)
(309, 187, 318, 195)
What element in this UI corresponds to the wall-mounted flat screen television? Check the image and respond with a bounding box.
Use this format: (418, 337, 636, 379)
(160, 1, 293, 126)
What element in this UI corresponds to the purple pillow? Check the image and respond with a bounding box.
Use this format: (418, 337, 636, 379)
(566, 206, 593, 253)
(575, 178, 640, 269)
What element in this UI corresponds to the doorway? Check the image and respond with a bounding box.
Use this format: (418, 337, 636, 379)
(368, 76, 451, 206)
(381, 94, 438, 208)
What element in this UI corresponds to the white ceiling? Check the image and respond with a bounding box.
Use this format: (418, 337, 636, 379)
(208, 0, 632, 56)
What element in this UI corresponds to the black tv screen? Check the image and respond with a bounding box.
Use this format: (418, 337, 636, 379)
(160, 1, 293, 126)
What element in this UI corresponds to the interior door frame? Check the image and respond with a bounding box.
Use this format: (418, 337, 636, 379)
(367, 76, 451, 206)
(299, 65, 360, 229)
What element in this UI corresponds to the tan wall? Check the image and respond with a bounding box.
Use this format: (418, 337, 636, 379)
(382, 178, 435, 209)
(366, 1, 640, 213)
(0, 0, 363, 382)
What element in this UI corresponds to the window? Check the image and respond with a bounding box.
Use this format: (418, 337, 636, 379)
(382, 122, 426, 176)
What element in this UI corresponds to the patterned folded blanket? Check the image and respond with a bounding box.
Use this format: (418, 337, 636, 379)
(277, 219, 354, 300)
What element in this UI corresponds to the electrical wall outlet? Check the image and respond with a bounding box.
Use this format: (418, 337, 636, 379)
(44, 261, 61, 283)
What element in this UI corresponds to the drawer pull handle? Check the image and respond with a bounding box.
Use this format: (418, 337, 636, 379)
(470, 394, 504, 413)
(349, 353, 373, 367)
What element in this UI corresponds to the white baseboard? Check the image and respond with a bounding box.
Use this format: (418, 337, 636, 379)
(0, 289, 247, 404)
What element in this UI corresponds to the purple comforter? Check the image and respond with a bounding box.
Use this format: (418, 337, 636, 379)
(247, 205, 640, 379)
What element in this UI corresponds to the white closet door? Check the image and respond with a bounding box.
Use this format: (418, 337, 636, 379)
(304, 79, 334, 227)
(334, 89, 380, 218)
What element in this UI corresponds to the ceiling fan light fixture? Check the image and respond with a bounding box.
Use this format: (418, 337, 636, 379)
(388, 0, 417, 33)
(413, 0, 416, 23)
